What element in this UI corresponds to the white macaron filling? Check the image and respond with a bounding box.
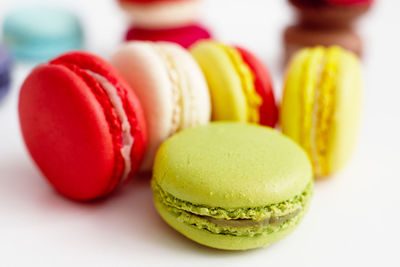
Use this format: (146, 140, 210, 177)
(85, 70, 134, 183)
(153, 46, 183, 136)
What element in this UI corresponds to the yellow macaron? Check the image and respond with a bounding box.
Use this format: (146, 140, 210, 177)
(280, 46, 362, 177)
(190, 40, 278, 127)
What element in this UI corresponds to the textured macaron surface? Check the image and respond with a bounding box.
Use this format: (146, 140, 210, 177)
(152, 122, 313, 249)
(281, 46, 362, 177)
(19, 51, 146, 200)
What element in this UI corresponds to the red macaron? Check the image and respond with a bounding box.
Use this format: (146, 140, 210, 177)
(125, 24, 212, 49)
(19, 51, 147, 201)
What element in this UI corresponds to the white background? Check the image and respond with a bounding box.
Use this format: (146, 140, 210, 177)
(0, 0, 399, 266)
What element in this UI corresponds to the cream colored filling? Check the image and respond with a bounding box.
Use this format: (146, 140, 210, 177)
(85, 70, 134, 182)
(204, 208, 301, 228)
(152, 46, 183, 136)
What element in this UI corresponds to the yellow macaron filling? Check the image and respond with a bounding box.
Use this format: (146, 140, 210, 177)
(215, 43, 262, 123)
(300, 47, 340, 177)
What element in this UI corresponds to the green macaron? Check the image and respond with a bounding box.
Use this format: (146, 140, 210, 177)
(151, 122, 313, 250)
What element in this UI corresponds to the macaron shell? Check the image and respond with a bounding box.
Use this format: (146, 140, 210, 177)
(328, 50, 362, 173)
(235, 46, 278, 127)
(280, 49, 309, 142)
(154, 194, 311, 250)
(119, 0, 199, 29)
(283, 25, 363, 61)
(157, 42, 210, 128)
(288, 0, 372, 28)
(153, 122, 312, 208)
(125, 24, 211, 49)
(111, 42, 175, 170)
(19, 65, 119, 200)
(190, 41, 248, 121)
(3, 7, 83, 61)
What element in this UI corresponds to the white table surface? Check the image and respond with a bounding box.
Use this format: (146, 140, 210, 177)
(0, 0, 399, 266)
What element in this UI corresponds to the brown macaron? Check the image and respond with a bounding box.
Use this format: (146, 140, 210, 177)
(288, 0, 373, 29)
(283, 24, 362, 62)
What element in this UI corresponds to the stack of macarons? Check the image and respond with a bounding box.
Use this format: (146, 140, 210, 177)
(283, 0, 374, 61)
(117, 0, 212, 48)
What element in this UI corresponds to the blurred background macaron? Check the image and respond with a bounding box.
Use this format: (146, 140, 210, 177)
(280, 46, 362, 177)
(118, 0, 201, 29)
(0, 45, 13, 103)
(125, 24, 211, 48)
(288, 0, 374, 28)
(283, 24, 362, 61)
(117, 0, 212, 48)
(2, 6, 84, 62)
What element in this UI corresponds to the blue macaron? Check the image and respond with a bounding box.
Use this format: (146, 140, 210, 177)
(0, 45, 13, 102)
(3, 6, 84, 62)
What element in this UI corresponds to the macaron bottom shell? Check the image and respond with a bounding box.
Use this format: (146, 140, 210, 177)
(153, 187, 312, 250)
(125, 24, 212, 49)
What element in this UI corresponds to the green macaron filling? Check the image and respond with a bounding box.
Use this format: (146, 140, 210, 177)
(152, 181, 312, 237)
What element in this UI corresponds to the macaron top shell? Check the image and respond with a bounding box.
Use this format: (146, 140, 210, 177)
(111, 41, 210, 171)
(19, 52, 146, 200)
(153, 122, 312, 208)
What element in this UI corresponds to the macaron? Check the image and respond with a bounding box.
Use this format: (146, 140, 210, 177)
(125, 24, 212, 49)
(190, 40, 278, 127)
(118, 0, 200, 29)
(152, 122, 313, 250)
(0, 45, 13, 102)
(111, 41, 210, 171)
(3, 6, 83, 61)
(283, 24, 363, 62)
(280, 46, 362, 177)
(19, 51, 147, 201)
(288, 0, 374, 28)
